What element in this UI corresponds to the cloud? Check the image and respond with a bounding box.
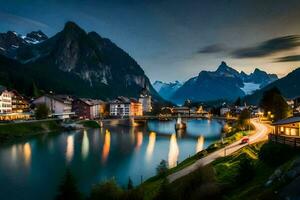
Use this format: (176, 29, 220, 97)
(0, 12, 49, 29)
(275, 55, 300, 62)
(197, 43, 226, 54)
(232, 35, 300, 58)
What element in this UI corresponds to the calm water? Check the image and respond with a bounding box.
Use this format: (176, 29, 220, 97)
(0, 119, 222, 200)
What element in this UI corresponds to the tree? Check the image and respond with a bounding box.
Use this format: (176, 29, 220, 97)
(237, 109, 251, 130)
(236, 158, 255, 183)
(156, 160, 168, 176)
(234, 97, 242, 107)
(56, 169, 83, 200)
(89, 179, 122, 200)
(260, 87, 290, 121)
(127, 177, 133, 190)
(35, 103, 50, 119)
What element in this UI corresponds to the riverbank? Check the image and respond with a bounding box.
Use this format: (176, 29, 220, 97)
(138, 129, 251, 199)
(0, 119, 66, 144)
(139, 141, 300, 200)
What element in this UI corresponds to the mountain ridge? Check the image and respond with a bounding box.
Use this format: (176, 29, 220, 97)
(0, 21, 161, 101)
(170, 62, 278, 104)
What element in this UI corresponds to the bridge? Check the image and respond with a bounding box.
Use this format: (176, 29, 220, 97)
(100, 115, 236, 127)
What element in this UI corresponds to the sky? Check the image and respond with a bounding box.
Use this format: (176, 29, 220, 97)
(0, 0, 300, 82)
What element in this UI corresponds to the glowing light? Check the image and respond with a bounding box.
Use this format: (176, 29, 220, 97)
(135, 131, 143, 150)
(168, 134, 179, 168)
(66, 135, 74, 163)
(81, 130, 89, 160)
(23, 142, 31, 167)
(11, 145, 17, 163)
(146, 132, 156, 162)
(102, 129, 111, 164)
(196, 136, 205, 153)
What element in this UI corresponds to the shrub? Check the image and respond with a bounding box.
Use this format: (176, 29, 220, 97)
(236, 157, 255, 184)
(56, 169, 83, 200)
(35, 103, 50, 119)
(259, 142, 295, 167)
(89, 179, 123, 200)
(156, 160, 168, 176)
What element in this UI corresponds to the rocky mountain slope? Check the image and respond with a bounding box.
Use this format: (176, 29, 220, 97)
(153, 80, 183, 101)
(244, 67, 300, 105)
(171, 62, 278, 104)
(0, 21, 161, 100)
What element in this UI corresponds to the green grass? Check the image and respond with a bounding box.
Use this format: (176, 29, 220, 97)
(78, 120, 100, 128)
(0, 119, 63, 144)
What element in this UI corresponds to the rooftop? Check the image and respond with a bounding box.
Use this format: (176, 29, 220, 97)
(273, 116, 300, 125)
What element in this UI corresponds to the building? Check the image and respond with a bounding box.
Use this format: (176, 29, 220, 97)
(272, 117, 300, 137)
(138, 87, 152, 113)
(110, 96, 143, 117)
(220, 107, 231, 116)
(172, 107, 190, 115)
(0, 85, 12, 114)
(33, 94, 74, 119)
(10, 90, 30, 113)
(72, 98, 105, 119)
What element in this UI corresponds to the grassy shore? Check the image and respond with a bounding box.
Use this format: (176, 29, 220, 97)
(0, 119, 65, 144)
(77, 120, 101, 128)
(141, 141, 300, 200)
(139, 130, 251, 199)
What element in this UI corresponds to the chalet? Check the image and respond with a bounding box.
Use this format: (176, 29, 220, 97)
(33, 94, 74, 119)
(109, 96, 143, 117)
(272, 117, 300, 137)
(72, 98, 105, 119)
(10, 90, 30, 113)
(0, 85, 12, 114)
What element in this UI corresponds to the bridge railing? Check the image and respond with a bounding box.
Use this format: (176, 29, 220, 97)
(269, 134, 300, 148)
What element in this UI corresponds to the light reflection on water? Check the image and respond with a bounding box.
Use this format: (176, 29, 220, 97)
(66, 135, 74, 163)
(0, 119, 222, 200)
(196, 136, 205, 153)
(168, 134, 179, 168)
(146, 132, 156, 162)
(81, 130, 89, 160)
(101, 129, 111, 164)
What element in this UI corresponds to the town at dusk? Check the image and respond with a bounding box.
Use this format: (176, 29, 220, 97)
(0, 0, 300, 200)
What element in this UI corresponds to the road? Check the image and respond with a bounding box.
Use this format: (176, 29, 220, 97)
(167, 118, 272, 183)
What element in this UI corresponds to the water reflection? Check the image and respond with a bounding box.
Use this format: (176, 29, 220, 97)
(168, 134, 179, 168)
(135, 131, 143, 150)
(11, 145, 17, 163)
(66, 135, 74, 163)
(102, 129, 111, 164)
(146, 132, 156, 162)
(23, 142, 31, 167)
(196, 136, 205, 153)
(82, 130, 89, 160)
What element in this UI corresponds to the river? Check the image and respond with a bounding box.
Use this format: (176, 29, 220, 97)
(0, 119, 222, 200)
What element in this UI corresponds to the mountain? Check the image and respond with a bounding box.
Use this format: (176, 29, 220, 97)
(244, 67, 300, 105)
(0, 30, 48, 57)
(171, 62, 278, 104)
(0, 21, 160, 100)
(153, 80, 183, 101)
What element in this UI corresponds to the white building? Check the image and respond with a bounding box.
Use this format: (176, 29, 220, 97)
(138, 87, 152, 113)
(33, 94, 74, 119)
(0, 86, 12, 114)
(110, 96, 142, 117)
(220, 107, 231, 116)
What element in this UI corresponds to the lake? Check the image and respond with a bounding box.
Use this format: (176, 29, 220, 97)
(0, 119, 222, 200)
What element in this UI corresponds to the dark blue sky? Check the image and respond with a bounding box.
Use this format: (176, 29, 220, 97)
(1, 0, 300, 82)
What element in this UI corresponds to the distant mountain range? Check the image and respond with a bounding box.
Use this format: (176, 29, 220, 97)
(244, 67, 300, 105)
(0, 21, 161, 101)
(153, 81, 183, 101)
(155, 62, 278, 104)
